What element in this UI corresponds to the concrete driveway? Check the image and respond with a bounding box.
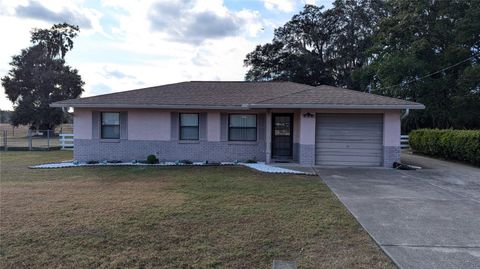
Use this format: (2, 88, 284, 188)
(317, 153, 480, 269)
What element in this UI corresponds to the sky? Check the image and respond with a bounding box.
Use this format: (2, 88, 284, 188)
(0, 0, 334, 110)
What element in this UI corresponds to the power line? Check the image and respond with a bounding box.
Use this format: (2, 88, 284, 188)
(378, 52, 479, 91)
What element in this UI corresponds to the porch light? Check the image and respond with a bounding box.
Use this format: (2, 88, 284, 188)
(303, 112, 314, 118)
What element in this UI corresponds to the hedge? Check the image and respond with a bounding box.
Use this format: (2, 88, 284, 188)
(409, 129, 480, 166)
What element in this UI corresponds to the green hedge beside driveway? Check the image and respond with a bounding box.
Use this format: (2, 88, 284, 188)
(409, 129, 480, 166)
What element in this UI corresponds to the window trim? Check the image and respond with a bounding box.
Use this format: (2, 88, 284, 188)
(179, 113, 199, 140)
(228, 114, 257, 141)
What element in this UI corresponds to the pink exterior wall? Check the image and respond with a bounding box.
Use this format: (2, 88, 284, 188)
(73, 108, 270, 142)
(73, 108, 92, 139)
(293, 112, 300, 143)
(207, 112, 221, 141)
(128, 110, 170, 140)
(299, 110, 316, 145)
(383, 110, 401, 146)
(74, 108, 401, 147)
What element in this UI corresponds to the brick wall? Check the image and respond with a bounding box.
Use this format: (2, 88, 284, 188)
(383, 146, 400, 168)
(298, 144, 315, 166)
(74, 139, 266, 162)
(383, 146, 401, 168)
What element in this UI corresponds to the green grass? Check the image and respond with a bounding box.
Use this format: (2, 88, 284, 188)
(0, 151, 394, 268)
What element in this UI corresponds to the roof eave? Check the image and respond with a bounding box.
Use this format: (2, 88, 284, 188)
(50, 103, 425, 110)
(247, 104, 425, 109)
(50, 103, 250, 110)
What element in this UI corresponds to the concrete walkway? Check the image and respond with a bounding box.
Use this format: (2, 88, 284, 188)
(317, 153, 480, 269)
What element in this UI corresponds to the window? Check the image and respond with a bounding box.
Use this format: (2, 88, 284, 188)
(101, 112, 120, 139)
(180, 113, 199, 140)
(229, 114, 257, 141)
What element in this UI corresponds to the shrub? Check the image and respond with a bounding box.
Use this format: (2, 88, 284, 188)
(245, 157, 257, 163)
(86, 160, 99, 164)
(409, 129, 480, 166)
(108, 160, 122, 163)
(146, 154, 159, 164)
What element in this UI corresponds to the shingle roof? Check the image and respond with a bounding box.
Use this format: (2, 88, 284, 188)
(51, 81, 424, 109)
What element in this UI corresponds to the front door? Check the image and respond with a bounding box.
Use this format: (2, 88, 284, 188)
(272, 113, 293, 159)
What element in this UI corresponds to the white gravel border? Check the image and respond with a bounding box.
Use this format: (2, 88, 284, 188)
(29, 161, 306, 174)
(240, 163, 306, 174)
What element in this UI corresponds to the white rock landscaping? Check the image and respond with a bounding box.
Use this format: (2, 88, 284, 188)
(29, 161, 307, 174)
(241, 163, 307, 174)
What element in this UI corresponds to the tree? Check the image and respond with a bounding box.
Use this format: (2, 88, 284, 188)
(2, 23, 84, 130)
(244, 1, 386, 88)
(354, 0, 480, 132)
(0, 110, 12, 123)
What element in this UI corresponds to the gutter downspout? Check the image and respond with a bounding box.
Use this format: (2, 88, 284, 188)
(401, 108, 410, 120)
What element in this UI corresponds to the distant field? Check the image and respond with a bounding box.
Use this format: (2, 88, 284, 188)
(0, 124, 73, 149)
(0, 123, 73, 135)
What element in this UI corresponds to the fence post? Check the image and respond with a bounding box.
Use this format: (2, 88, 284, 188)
(47, 130, 50, 150)
(3, 130, 7, 151)
(28, 129, 32, 150)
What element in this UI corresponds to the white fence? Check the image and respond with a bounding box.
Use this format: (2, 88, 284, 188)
(2, 129, 59, 150)
(59, 134, 74, 150)
(401, 135, 409, 149)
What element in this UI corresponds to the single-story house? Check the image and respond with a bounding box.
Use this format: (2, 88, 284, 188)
(51, 81, 424, 167)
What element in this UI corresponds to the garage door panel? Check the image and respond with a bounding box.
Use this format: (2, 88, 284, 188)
(318, 160, 380, 166)
(316, 137, 382, 143)
(316, 149, 382, 155)
(316, 156, 382, 164)
(317, 131, 382, 137)
(317, 128, 382, 135)
(315, 114, 383, 166)
(316, 149, 382, 156)
(317, 124, 382, 129)
(315, 142, 383, 148)
(315, 120, 383, 126)
(317, 121, 381, 125)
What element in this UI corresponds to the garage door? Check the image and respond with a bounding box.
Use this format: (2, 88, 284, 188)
(315, 114, 383, 166)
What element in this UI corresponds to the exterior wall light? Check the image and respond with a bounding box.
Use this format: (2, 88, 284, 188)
(303, 112, 314, 118)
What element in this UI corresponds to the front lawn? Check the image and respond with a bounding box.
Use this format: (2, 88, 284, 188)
(0, 151, 393, 268)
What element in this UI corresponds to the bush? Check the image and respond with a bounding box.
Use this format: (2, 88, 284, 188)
(146, 154, 159, 164)
(180, 159, 193, 164)
(409, 129, 480, 166)
(86, 160, 99, 164)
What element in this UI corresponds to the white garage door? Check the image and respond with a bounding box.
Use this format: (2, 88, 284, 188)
(315, 114, 383, 166)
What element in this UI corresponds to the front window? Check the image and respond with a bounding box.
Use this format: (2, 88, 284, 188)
(180, 113, 199, 140)
(229, 114, 257, 141)
(101, 112, 120, 139)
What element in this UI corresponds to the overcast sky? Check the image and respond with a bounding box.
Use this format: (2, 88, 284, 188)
(0, 0, 333, 110)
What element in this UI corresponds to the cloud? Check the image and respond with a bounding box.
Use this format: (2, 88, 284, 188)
(102, 67, 137, 80)
(0, 0, 271, 110)
(89, 83, 112, 95)
(15, 1, 93, 29)
(191, 50, 211, 67)
(147, 0, 259, 44)
(262, 0, 295, 12)
(261, 0, 324, 12)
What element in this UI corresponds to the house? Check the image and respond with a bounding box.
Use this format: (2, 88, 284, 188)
(51, 81, 424, 167)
